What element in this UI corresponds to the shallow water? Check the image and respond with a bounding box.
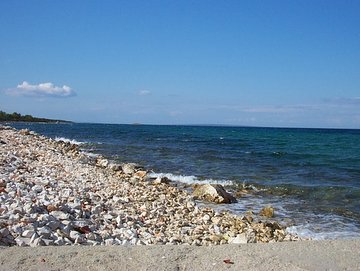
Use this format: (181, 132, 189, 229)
(8, 122, 360, 239)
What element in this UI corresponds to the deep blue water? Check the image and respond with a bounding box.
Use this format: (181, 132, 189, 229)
(7, 122, 360, 239)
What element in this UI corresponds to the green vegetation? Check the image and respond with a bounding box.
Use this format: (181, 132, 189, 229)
(0, 111, 71, 123)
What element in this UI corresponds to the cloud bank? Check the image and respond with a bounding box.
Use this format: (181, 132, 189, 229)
(6, 81, 76, 98)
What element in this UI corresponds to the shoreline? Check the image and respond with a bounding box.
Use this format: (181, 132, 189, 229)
(0, 124, 298, 246)
(2, 125, 360, 270)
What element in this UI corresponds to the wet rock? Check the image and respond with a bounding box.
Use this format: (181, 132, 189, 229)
(192, 184, 237, 204)
(96, 158, 109, 168)
(108, 163, 122, 172)
(19, 129, 31, 135)
(153, 176, 170, 185)
(134, 170, 147, 179)
(259, 206, 275, 218)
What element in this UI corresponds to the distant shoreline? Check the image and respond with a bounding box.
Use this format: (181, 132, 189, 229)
(0, 120, 72, 124)
(0, 111, 72, 123)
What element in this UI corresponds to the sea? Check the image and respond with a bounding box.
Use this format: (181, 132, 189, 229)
(7, 122, 360, 240)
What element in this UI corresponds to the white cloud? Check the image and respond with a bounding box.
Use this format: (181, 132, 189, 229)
(6, 81, 76, 98)
(138, 90, 151, 96)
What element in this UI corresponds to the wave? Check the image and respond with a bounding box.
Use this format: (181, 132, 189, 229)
(147, 172, 234, 186)
(54, 137, 86, 145)
(286, 216, 360, 240)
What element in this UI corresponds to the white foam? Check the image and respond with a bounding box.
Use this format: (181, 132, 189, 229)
(55, 137, 85, 145)
(286, 225, 360, 240)
(81, 151, 100, 158)
(148, 172, 234, 186)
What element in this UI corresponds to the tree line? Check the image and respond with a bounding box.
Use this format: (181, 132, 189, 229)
(0, 111, 70, 123)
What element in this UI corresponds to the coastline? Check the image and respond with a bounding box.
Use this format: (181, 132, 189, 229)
(0, 125, 298, 246)
(1, 125, 360, 270)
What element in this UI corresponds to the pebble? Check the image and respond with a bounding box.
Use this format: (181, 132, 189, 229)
(0, 125, 300, 247)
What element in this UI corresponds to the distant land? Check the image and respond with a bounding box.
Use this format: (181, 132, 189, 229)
(0, 111, 71, 123)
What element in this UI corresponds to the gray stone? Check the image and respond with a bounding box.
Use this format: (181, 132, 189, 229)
(42, 238, 55, 246)
(32, 185, 43, 193)
(109, 163, 122, 171)
(37, 226, 52, 238)
(122, 163, 138, 174)
(192, 184, 237, 204)
(0, 228, 10, 237)
(47, 220, 61, 230)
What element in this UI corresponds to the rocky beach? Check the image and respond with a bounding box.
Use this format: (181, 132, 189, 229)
(0, 125, 300, 247)
(1, 125, 360, 270)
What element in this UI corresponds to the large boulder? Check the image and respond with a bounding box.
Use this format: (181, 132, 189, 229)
(192, 184, 237, 204)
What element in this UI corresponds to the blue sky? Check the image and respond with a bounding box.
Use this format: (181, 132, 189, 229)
(1, 0, 359, 128)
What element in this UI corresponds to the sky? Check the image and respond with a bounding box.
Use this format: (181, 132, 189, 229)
(0, 0, 359, 128)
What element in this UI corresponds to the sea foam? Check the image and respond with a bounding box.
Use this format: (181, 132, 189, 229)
(55, 137, 86, 145)
(148, 172, 234, 186)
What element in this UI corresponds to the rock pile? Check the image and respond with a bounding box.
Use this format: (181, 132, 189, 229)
(0, 125, 299, 246)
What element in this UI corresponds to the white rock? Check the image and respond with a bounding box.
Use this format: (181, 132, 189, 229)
(103, 214, 113, 220)
(51, 211, 69, 220)
(67, 200, 81, 209)
(97, 158, 109, 168)
(22, 230, 36, 238)
(105, 238, 115, 245)
(122, 163, 138, 174)
(32, 185, 43, 193)
(70, 230, 81, 240)
(130, 238, 138, 245)
(230, 233, 247, 244)
(54, 238, 65, 246)
(30, 237, 44, 247)
(202, 214, 211, 222)
(15, 237, 31, 247)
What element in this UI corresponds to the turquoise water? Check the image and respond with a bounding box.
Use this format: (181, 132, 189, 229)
(8, 123, 360, 239)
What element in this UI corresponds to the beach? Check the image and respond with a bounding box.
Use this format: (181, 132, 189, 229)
(0, 240, 359, 271)
(1, 124, 360, 270)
